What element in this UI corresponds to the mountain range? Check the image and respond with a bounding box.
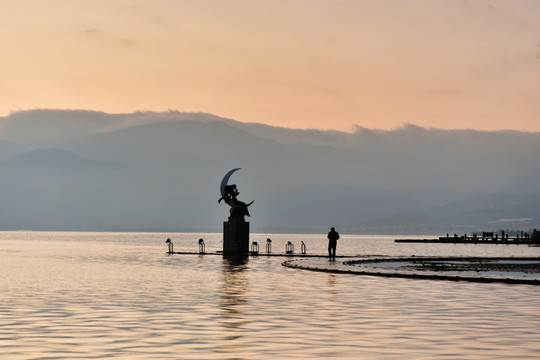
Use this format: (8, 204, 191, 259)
(0, 109, 539, 234)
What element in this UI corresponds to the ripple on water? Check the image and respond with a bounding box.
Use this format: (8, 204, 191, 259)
(1, 233, 540, 359)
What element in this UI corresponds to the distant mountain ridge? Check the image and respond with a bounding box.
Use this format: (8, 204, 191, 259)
(0, 109, 539, 233)
(349, 193, 540, 235)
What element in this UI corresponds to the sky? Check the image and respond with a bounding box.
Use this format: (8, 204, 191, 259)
(1, 0, 540, 132)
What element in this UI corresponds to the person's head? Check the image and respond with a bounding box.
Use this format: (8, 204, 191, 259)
(331, 227, 335, 231)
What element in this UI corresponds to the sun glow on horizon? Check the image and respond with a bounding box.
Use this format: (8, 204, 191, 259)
(2, 0, 540, 132)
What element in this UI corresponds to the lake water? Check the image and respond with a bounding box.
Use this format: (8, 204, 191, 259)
(1, 231, 540, 359)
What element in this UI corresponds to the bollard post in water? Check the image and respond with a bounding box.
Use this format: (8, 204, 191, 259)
(301, 241, 306, 254)
(286, 241, 294, 254)
(251, 241, 259, 255)
(166, 238, 173, 254)
(198, 238, 205, 254)
(266, 238, 272, 253)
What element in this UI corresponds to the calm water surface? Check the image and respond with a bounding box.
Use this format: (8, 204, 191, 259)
(1, 231, 540, 359)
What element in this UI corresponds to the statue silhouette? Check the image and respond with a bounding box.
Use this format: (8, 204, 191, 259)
(219, 183, 252, 219)
(219, 169, 253, 220)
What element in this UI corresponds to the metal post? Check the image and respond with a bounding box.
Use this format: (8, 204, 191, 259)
(301, 241, 306, 254)
(198, 238, 205, 254)
(166, 238, 173, 254)
(251, 241, 259, 255)
(286, 241, 294, 254)
(266, 238, 272, 253)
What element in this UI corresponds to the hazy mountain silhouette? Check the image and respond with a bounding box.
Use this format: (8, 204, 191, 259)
(349, 193, 540, 235)
(0, 149, 152, 230)
(0, 110, 539, 233)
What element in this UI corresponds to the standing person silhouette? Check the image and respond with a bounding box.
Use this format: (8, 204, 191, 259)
(327, 227, 340, 260)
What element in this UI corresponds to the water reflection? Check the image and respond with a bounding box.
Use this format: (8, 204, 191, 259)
(220, 256, 249, 318)
(218, 256, 250, 357)
(325, 273, 339, 329)
(327, 273, 337, 296)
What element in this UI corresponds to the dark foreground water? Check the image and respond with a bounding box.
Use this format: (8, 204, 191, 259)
(1, 231, 540, 359)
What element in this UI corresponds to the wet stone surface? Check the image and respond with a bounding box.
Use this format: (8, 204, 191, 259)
(283, 256, 540, 285)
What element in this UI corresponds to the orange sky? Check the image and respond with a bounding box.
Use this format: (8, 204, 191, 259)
(1, 0, 540, 132)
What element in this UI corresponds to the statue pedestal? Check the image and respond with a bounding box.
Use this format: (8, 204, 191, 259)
(223, 219, 249, 255)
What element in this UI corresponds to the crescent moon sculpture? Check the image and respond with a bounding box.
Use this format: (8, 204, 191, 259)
(220, 168, 241, 198)
(218, 168, 253, 219)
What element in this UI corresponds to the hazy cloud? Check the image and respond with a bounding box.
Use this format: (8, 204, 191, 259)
(129, 2, 172, 29)
(83, 27, 136, 47)
(84, 28, 99, 36)
(119, 38, 137, 46)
